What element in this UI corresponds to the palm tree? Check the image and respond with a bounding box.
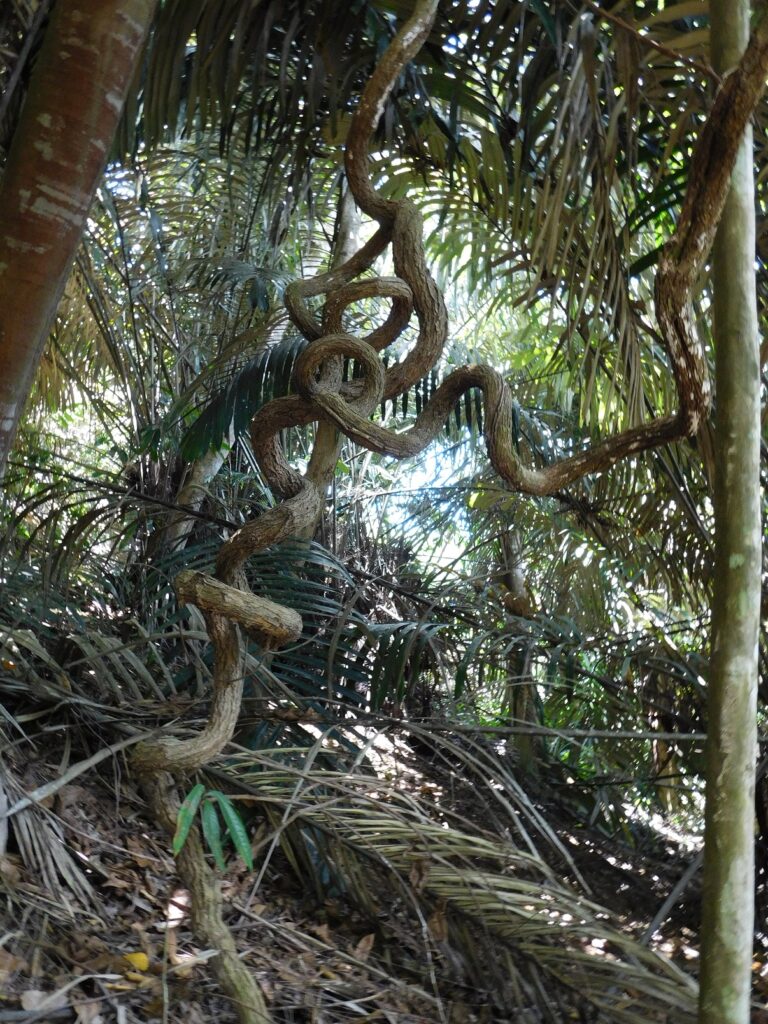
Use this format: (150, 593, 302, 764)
(0, 0, 157, 476)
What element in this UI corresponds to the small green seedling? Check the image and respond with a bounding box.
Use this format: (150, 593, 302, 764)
(173, 784, 254, 871)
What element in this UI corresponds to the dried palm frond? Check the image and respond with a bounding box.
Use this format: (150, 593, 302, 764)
(0, 748, 93, 916)
(219, 747, 698, 1022)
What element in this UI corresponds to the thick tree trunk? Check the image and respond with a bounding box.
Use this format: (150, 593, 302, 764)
(0, 0, 157, 477)
(698, 1, 761, 1020)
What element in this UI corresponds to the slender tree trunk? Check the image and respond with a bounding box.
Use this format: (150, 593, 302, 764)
(0, 0, 157, 478)
(152, 435, 233, 556)
(699, 1, 761, 1020)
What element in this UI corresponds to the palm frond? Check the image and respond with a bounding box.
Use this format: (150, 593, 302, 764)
(221, 750, 698, 1022)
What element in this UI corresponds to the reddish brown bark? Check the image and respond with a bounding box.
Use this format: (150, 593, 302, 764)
(0, 0, 157, 476)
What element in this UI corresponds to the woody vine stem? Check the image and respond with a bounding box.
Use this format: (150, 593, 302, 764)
(130, 3, 768, 1022)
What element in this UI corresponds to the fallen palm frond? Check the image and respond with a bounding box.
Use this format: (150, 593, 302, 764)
(0, 747, 94, 916)
(0, 562, 702, 1020)
(219, 743, 697, 1023)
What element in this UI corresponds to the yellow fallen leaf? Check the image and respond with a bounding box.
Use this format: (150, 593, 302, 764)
(123, 952, 149, 972)
(126, 973, 157, 990)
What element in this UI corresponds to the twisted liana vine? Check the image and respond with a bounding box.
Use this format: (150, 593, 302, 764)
(130, 3, 768, 1022)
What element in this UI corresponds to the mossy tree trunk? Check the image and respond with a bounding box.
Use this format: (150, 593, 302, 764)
(699, 1, 761, 1020)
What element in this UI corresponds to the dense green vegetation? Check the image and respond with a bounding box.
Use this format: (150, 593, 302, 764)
(0, 2, 766, 1021)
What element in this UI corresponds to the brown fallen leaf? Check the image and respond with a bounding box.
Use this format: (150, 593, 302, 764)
(409, 856, 430, 893)
(427, 899, 448, 942)
(0, 947, 27, 981)
(126, 834, 154, 868)
(0, 853, 22, 884)
(71, 993, 104, 1024)
(352, 933, 375, 962)
(103, 874, 135, 891)
(311, 923, 333, 944)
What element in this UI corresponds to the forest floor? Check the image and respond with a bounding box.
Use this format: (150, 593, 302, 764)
(1, 726, 767, 1024)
